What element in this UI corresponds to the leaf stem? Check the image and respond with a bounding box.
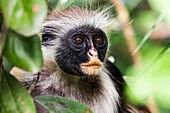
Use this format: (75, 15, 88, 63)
(111, 0, 142, 66)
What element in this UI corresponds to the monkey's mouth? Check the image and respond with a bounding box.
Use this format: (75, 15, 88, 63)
(81, 61, 101, 67)
(80, 60, 102, 75)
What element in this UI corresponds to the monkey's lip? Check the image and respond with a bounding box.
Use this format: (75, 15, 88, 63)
(81, 60, 102, 75)
(81, 61, 102, 67)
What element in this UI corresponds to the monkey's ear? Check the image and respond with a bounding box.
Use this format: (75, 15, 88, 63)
(42, 31, 53, 43)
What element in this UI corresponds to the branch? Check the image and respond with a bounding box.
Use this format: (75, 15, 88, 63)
(111, 0, 142, 65)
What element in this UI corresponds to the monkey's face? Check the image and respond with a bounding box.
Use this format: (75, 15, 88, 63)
(42, 26, 108, 77)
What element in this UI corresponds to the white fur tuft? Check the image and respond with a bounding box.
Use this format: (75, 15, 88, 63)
(43, 7, 118, 37)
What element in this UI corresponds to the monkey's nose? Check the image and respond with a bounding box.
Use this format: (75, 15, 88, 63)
(87, 49, 98, 58)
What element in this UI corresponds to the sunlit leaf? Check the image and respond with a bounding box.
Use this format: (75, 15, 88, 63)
(1, 71, 36, 113)
(151, 43, 170, 65)
(3, 30, 43, 73)
(0, 0, 47, 36)
(148, 0, 170, 25)
(35, 95, 93, 113)
(147, 53, 170, 112)
(126, 48, 170, 111)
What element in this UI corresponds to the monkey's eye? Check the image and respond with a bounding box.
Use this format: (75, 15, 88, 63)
(96, 37, 103, 44)
(74, 37, 83, 44)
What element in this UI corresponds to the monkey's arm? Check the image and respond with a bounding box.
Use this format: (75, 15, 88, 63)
(105, 60, 131, 112)
(105, 60, 124, 94)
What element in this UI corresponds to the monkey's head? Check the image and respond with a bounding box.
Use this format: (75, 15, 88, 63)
(42, 7, 116, 77)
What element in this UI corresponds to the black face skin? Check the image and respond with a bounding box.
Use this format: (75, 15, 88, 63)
(42, 25, 108, 76)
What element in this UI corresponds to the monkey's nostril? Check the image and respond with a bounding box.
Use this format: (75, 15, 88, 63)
(89, 52, 93, 56)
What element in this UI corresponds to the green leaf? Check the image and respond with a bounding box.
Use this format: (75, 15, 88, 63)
(0, 0, 47, 36)
(132, 13, 165, 55)
(126, 50, 170, 111)
(147, 53, 170, 111)
(1, 71, 36, 113)
(46, 0, 59, 11)
(148, 0, 170, 25)
(0, 11, 3, 28)
(35, 95, 93, 113)
(58, 0, 75, 9)
(2, 56, 14, 72)
(3, 30, 43, 73)
(151, 43, 170, 65)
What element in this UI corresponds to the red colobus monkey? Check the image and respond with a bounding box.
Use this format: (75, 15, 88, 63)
(11, 6, 150, 113)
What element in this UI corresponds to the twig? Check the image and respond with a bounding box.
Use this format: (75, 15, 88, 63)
(28, 72, 40, 94)
(110, 0, 141, 65)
